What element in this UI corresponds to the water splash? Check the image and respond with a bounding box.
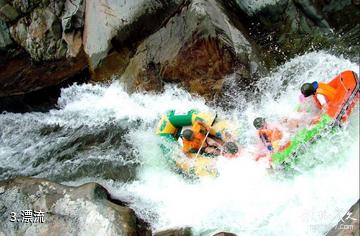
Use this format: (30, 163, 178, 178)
(109, 51, 359, 235)
(0, 51, 359, 235)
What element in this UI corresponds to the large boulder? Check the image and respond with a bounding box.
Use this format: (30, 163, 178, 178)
(154, 227, 193, 236)
(0, 0, 88, 100)
(8, 0, 85, 61)
(83, 0, 187, 70)
(0, 177, 151, 235)
(0, 50, 87, 97)
(9, 6, 67, 61)
(112, 0, 263, 98)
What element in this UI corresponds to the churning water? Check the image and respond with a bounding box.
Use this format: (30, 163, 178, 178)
(0, 51, 359, 235)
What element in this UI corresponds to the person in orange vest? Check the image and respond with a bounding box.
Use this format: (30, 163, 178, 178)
(253, 117, 283, 151)
(181, 129, 205, 156)
(181, 121, 222, 157)
(301, 71, 359, 122)
(300, 81, 339, 124)
(253, 117, 284, 164)
(300, 81, 337, 110)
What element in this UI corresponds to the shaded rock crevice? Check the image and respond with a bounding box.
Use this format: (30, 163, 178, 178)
(0, 63, 89, 112)
(221, 0, 359, 67)
(0, 49, 88, 97)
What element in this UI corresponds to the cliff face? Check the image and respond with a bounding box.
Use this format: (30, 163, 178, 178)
(1, 0, 359, 103)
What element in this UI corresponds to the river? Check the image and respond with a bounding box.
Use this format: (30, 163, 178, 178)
(0, 51, 359, 235)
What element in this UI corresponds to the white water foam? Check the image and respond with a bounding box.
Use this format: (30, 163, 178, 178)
(105, 51, 359, 235)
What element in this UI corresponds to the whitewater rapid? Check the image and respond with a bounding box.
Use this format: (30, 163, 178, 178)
(0, 51, 359, 235)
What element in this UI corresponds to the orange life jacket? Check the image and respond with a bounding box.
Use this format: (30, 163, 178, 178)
(182, 122, 207, 154)
(258, 127, 283, 146)
(313, 82, 337, 109)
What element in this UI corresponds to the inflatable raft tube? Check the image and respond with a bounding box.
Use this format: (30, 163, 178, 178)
(272, 70, 359, 168)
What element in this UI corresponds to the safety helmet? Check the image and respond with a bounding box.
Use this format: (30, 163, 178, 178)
(253, 117, 266, 130)
(224, 142, 239, 154)
(301, 82, 317, 97)
(182, 129, 194, 140)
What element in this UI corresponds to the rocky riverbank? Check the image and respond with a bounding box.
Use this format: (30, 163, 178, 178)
(0, 177, 151, 235)
(1, 0, 359, 109)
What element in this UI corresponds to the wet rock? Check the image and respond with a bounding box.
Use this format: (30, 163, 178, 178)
(11, 0, 42, 14)
(0, 66, 88, 112)
(9, 7, 67, 61)
(213, 232, 237, 236)
(226, 0, 330, 30)
(293, 0, 330, 29)
(83, 0, 186, 69)
(0, 19, 13, 49)
(91, 48, 133, 82)
(313, 0, 360, 31)
(1, 0, 358, 105)
(0, 1, 19, 22)
(225, 0, 287, 17)
(223, 0, 359, 66)
(3, 0, 83, 59)
(0, 177, 151, 235)
(61, 0, 84, 32)
(0, 0, 89, 99)
(117, 0, 263, 98)
(0, 50, 88, 97)
(61, 0, 84, 57)
(326, 199, 360, 236)
(154, 227, 193, 236)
